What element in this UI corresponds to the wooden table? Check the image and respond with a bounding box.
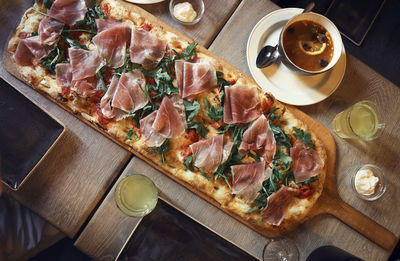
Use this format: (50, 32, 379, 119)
(0, 0, 241, 246)
(2, 0, 400, 260)
(76, 1, 400, 261)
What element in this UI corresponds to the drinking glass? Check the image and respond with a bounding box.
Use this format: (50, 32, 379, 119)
(114, 174, 158, 217)
(331, 100, 385, 140)
(263, 238, 299, 261)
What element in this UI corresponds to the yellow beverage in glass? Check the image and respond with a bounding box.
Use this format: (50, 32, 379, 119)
(332, 101, 385, 140)
(114, 174, 158, 217)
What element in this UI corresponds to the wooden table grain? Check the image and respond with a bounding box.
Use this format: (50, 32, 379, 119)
(76, 1, 400, 261)
(135, 0, 240, 47)
(209, 0, 400, 260)
(0, 0, 132, 238)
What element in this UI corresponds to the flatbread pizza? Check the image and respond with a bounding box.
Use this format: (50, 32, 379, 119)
(7, 0, 327, 236)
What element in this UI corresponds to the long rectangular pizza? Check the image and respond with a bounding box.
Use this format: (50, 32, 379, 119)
(7, 0, 327, 236)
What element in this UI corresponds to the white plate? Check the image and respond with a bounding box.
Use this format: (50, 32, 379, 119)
(247, 8, 346, 106)
(124, 0, 164, 4)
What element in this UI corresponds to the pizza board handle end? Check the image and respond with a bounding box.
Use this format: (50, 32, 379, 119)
(325, 196, 397, 251)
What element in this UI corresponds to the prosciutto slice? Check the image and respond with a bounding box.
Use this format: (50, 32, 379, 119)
(47, 0, 87, 26)
(239, 115, 276, 163)
(96, 19, 122, 33)
(290, 140, 324, 183)
(71, 76, 98, 97)
(38, 16, 64, 45)
(190, 135, 223, 173)
(223, 84, 261, 124)
(231, 161, 270, 202)
(55, 63, 72, 88)
(152, 96, 185, 139)
(93, 20, 131, 68)
(69, 47, 103, 81)
(14, 36, 48, 66)
(262, 186, 297, 226)
(175, 60, 217, 100)
(130, 28, 166, 70)
(100, 71, 147, 119)
(140, 111, 167, 147)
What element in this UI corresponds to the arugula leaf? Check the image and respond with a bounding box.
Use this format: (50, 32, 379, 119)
(126, 128, 139, 141)
(273, 149, 292, 175)
(183, 99, 200, 121)
(63, 36, 88, 50)
(31, 32, 39, 37)
(204, 98, 223, 121)
(302, 176, 319, 186)
(199, 169, 211, 181)
(269, 122, 291, 149)
(292, 127, 314, 149)
(95, 67, 108, 93)
(150, 139, 171, 164)
(183, 154, 194, 171)
(248, 153, 261, 162)
(73, 0, 104, 40)
(267, 107, 281, 121)
(40, 46, 67, 74)
(43, 0, 53, 9)
(173, 42, 198, 61)
(144, 68, 178, 100)
(187, 120, 209, 138)
(283, 172, 295, 186)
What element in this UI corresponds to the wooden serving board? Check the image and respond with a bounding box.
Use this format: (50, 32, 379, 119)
(3, 0, 396, 250)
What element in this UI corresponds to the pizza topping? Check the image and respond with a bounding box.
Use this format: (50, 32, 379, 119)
(95, 18, 121, 33)
(189, 134, 224, 173)
(153, 96, 186, 138)
(47, 0, 87, 26)
(175, 60, 217, 100)
(140, 111, 167, 147)
(69, 47, 104, 81)
(238, 115, 276, 163)
(14, 36, 49, 66)
(262, 186, 297, 226)
(71, 76, 98, 97)
(100, 71, 147, 120)
(290, 140, 324, 183)
(55, 63, 72, 88)
(38, 16, 64, 46)
(231, 161, 270, 202)
(93, 19, 131, 68)
(223, 84, 261, 124)
(130, 28, 166, 70)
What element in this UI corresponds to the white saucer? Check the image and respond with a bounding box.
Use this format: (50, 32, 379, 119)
(246, 8, 346, 106)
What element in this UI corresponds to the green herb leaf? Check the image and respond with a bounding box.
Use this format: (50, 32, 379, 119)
(269, 122, 291, 149)
(31, 32, 39, 37)
(267, 107, 281, 121)
(173, 42, 198, 61)
(199, 169, 211, 181)
(40, 46, 67, 74)
(302, 176, 319, 186)
(183, 99, 200, 121)
(204, 98, 223, 121)
(187, 120, 209, 138)
(245, 206, 259, 214)
(126, 128, 139, 141)
(63, 36, 88, 50)
(183, 154, 194, 171)
(95, 67, 108, 93)
(143, 68, 178, 100)
(43, 0, 53, 9)
(150, 139, 171, 164)
(292, 127, 314, 149)
(248, 153, 261, 162)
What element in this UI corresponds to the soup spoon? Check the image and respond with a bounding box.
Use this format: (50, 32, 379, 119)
(255, 2, 315, 69)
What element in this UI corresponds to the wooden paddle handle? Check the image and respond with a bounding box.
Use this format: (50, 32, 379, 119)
(326, 199, 397, 250)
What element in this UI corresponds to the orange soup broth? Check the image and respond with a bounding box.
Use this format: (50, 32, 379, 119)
(282, 20, 334, 72)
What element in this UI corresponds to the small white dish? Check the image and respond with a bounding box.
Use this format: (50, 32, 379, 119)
(351, 164, 386, 201)
(169, 0, 204, 25)
(247, 8, 347, 106)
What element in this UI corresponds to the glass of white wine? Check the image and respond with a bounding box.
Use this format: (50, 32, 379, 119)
(114, 174, 158, 217)
(331, 100, 385, 140)
(263, 238, 299, 261)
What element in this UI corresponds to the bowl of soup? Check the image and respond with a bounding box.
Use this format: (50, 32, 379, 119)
(278, 12, 343, 74)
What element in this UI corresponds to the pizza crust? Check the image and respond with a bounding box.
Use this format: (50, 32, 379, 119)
(7, 0, 327, 236)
